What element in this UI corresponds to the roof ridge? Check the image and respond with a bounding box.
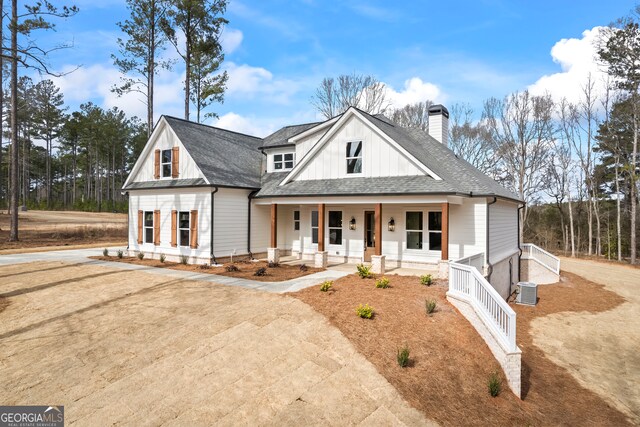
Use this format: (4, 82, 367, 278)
(162, 115, 264, 140)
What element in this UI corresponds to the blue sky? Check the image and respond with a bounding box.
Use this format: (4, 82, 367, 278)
(37, 0, 635, 136)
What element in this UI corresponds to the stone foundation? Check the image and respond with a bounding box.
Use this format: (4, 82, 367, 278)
(371, 255, 385, 274)
(314, 251, 328, 268)
(521, 258, 559, 284)
(267, 248, 280, 264)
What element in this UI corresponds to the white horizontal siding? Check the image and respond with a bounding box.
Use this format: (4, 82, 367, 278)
(130, 120, 206, 183)
(294, 115, 424, 181)
(250, 203, 270, 254)
(213, 188, 252, 258)
(128, 188, 211, 259)
(449, 198, 486, 260)
(489, 200, 519, 263)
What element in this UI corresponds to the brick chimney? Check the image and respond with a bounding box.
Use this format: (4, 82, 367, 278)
(428, 104, 449, 146)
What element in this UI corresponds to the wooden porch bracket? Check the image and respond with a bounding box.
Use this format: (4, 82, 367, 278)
(442, 202, 449, 260)
(374, 203, 382, 256)
(318, 203, 325, 252)
(270, 204, 277, 248)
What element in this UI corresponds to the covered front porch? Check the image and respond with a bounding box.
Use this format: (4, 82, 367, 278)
(260, 197, 456, 276)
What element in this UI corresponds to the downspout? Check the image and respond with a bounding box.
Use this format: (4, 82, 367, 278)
(210, 187, 219, 264)
(517, 203, 525, 282)
(486, 197, 498, 282)
(247, 190, 259, 259)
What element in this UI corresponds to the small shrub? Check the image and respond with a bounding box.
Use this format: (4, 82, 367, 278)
(375, 277, 390, 288)
(226, 264, 240, 272)
(179, 255, 189, 265)
(425, 299, 437, 315)
(420, 274, 433, 286)
(159, 253, 166, 263)
(117, 250, 123, 259)
(299, 264, 308, 272)
(137, 252, 144, 260)
(268, 261, 279, 268)
(254, 267, 267, 276)
(320, 280, 333, 292)
(356, 264, 373, 279)
(103, 248, 109, 257)
(488, 371, 502, 397)
(397, 346, 410, 368)
(199, 263, 210, 270)
(355, 303, 374, 319)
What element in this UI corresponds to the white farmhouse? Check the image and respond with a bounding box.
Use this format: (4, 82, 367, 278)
(123, 105, 556, 299)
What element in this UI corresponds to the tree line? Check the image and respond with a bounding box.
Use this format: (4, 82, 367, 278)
(310, 7, 640, 264)
(1, 0, 229, 241)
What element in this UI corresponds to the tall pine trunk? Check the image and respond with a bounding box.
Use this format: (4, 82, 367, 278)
(9, 0, 18, 240)
(615, 154, 622, 261)
(631, 102, 638, 264)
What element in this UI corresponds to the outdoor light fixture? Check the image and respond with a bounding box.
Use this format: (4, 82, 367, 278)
(349, 216, 356, 230)
(388, 217, 395, 232)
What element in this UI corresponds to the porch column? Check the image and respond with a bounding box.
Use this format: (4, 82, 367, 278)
(441, 202, 449, 260)
(372, 203, 385, 274)
(315, 203, 327, 268)
(268, 204, 279, 263)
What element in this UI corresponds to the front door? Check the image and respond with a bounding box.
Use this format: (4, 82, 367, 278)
(364, 211, 375, 262)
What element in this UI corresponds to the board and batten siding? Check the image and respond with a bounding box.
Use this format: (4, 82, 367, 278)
(488, 200, 519, 263)
(294, 115, 425, 181)
(128, 188, 211, 260)
(448, 198, 487, 261)
(294, 127, 325, 162)
(130, 121, 206, 183)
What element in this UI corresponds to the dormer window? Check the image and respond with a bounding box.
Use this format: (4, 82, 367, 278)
(161, 149, 172, 177)
(346, 141, 362, 174)
(274, 153, 294, 171)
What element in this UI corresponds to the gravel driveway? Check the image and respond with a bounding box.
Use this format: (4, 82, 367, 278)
(0, 261, 433, 426)
(530, 257, 640, 423)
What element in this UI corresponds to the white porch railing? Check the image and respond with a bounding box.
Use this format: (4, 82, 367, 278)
(453, 252, 485, 272)
(449, 261, 517, 353)
(522, 243, 560, 275)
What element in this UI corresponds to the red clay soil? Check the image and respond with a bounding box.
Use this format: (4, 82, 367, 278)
(292, 273, 632, 426)
(91, 256, 323, 282)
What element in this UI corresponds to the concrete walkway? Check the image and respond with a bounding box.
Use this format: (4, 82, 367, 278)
(0, 246, 349, 293)
(0, 259, 435, 426)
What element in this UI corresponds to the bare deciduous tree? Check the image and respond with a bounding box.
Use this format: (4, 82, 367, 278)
(389, 101, 432, 131)
(312, 73, 390, 119)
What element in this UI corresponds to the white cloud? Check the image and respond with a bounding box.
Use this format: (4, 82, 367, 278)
(212, 112, 277, 137)
(220, 28, 243, 54)
(384, 77, 444, 108)
(224, 62, 301, 104)
(528, 27, 609, 103)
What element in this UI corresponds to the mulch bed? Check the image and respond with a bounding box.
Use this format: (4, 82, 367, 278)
(291, 273, 632, 426)
(91, 256, 323, 282)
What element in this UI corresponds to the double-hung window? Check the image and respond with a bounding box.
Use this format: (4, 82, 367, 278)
(294, 210, 300, 231)
(144, 211, 154, 243)
(406, 211, 423, 250)
(274, 153, 294, 170)
(346, 141, 362, 174)
(161, 149, 172, 177)
(311, 210, 318, 244)
(428, 212, 442, 251)
(179, 211, 190, 247)
(328, 211, 342, 245)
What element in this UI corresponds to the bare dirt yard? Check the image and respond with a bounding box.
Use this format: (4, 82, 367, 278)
(0, 210, 127, 252)
(90, 256, 324, 282)
(0, 261, 433, 426)
(529, 257, 640, 423)
(294, 272, 634, 426)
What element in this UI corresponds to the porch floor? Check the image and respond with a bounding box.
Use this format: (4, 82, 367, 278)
(276, 255, 439, 277)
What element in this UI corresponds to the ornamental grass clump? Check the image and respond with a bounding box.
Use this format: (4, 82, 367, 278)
(397, 345, 410, 368)
(425, 299, 437, 315)
(488, 371, 502, 397)
(320, 280, 333, 292)
(375, 277, 390, 288)
(179, 255, 189, 265)
(356, 264, 373, 279)
(137, 252, 145, 260)
(356, 303, 374, 319)
(159, 253, 166, 263)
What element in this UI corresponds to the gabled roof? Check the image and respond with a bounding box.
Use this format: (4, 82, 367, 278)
(261, 122, 322, 149)
(162, 116, 263, 189)
(256, 108, 520, 202)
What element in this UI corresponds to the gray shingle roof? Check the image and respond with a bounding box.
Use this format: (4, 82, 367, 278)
(255, 109, 521, 202)
(164, 116, 263, 189)
(261, 122, 322, 148)
(125, 178, 208, 190)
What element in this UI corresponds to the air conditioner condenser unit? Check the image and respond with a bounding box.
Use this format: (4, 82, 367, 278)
(516, 282, 537, 305)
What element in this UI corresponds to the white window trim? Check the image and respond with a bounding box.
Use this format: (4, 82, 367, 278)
(293, 210, 300, 231)
(344, 140, 364, 177)
(178, 211, 190, 247)
(327, 210, 343, 247)
(273, 152, 295, 172)
(161, 148, 172, 179)
(144, 211, 154, 244)
(311, 210, 319, 245)
(427, 211, 443, 252)
(403, 208, 442, 254)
